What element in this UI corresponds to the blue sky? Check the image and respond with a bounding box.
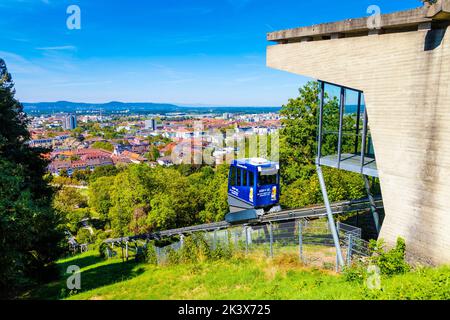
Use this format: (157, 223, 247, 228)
(0, 0, 421, 106)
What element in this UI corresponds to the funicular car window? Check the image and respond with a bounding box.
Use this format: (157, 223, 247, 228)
(249, 171, 254, 186)
(230, 167, 237, 186)
(258, 172, 277, 186)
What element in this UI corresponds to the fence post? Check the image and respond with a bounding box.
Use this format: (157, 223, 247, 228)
(180, 234, 184, 248)
(336, 251, 339, 272)
(156, 246, 160, 265)
(269, 223, 274, 258)
(125, 241, 129, 261)
(336, 221, 344, 272)
(347, 233, 353, 267)
(298, 220, 303, 263)
(213, 229, 217, 250)
(245, 227, 249, 255)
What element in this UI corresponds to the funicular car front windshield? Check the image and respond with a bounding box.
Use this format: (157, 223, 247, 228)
(258, 172, 277, 186)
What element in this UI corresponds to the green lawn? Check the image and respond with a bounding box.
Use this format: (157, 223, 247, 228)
(23, 251, 450, 300)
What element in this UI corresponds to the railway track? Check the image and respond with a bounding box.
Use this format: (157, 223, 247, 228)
(104, 197, 382, 244)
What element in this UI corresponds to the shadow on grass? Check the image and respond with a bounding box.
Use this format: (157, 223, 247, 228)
(26, 259, 145, 300)
(57, 255, 104, 276)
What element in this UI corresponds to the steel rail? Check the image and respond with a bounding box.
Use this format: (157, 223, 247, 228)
(104, 197, 383, 244)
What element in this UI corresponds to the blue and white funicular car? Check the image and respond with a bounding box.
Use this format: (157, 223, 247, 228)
(226, 158, 281, 223)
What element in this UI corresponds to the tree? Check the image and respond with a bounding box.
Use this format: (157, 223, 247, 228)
(198, 164, 229, 223)
(72, 169, 91, 183)
(53, 187, 89, 233)
(91, 141, 114, 152)
(279, 81, 365, 209)
(146, 146, 160, 162)
(109, 165, 153, 236)
(0, 59, 64, 295)
(59, 168, 69, 178)
(89, 164, 119, 182)
(279, 81, 322, 184)
(88, 176, 115, 221)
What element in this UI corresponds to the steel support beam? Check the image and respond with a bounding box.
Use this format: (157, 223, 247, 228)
(317, 81, 325, 164)
(360, 107, 368, 172)
(337, 87, 345, 168)
(363, 175, 381, 234)
(316, 164, 345, 267)
(354, 92, 362, 155)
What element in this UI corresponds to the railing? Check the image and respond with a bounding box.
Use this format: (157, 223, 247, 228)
(104, 217, 373, 272)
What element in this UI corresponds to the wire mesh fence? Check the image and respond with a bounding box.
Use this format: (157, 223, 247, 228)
(103, 216, 373, 272)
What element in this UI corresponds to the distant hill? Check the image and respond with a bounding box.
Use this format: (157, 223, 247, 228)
(23, 101, 181, 114)
(22, 101, 281, 115)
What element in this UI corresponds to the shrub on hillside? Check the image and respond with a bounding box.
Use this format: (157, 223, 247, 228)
(369, 237, 410, 276)
(98, 243, 109, 259)
(344, 237, 411, 284)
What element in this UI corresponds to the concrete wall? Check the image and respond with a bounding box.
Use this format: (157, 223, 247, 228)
(267, 27, 450, 264)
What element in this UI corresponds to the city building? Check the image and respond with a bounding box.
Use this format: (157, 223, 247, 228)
(145, 118, 162, 131)
(62, 114, 77, 130)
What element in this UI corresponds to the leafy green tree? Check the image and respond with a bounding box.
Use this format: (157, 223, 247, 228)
(198, 164, 229, 223)
(0, 59, 64, 295)
(279, 82, 321, 184)
(89, 164, 119, 183)
(146, 146, 160, 162)
(91, 141, 114, 152)
(109, 165, 153, 236)
(88, 176, 115, 221)
(53, 187, 89, 233)
(72, 169, 90, 182)
(59, 168, 69, 178)
(279, 81, 365, 208)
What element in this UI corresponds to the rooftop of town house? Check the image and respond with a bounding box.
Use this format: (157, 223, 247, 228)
(267, 1, 450, 44)
(159, 142, 178, 152)
(111, 155, 133, 165)
(121, 150, 147, 162)
(51, 148, 112, 157)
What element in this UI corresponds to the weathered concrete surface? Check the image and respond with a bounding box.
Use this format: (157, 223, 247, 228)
(427, 0, 450, 20)
(267, 2, 450, 265)
(268, 1, 450, 43)
(267, 6, 429, 43)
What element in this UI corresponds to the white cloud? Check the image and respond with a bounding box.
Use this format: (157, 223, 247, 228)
(0, 51, 46, 74)
(36, 45, 77, 51)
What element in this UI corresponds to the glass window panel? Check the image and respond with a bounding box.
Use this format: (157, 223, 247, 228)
(249, 171, 254, 187)
(230, 167, 236, 186)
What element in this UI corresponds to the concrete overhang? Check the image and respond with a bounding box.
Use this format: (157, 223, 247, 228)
(426, 0, 450, 20)
(267, 0, 450, 44)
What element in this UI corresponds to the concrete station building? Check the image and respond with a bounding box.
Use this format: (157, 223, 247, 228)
(267, 1, 450, 264)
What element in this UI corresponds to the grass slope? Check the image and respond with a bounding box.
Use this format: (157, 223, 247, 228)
(24, 251, 450, 300)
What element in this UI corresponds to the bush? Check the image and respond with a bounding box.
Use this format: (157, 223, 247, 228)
(344, 237, 411, 284)
(76, 228, 96, 244)
(211, 243, 233, 261)
(98, 242, 109, 259)
(166, 247, 180, 265)
(343, 261, 368, 283)
(369, 237, 410, 276)
(145, 244, 158, 265)
(135, 242, 158, 264)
